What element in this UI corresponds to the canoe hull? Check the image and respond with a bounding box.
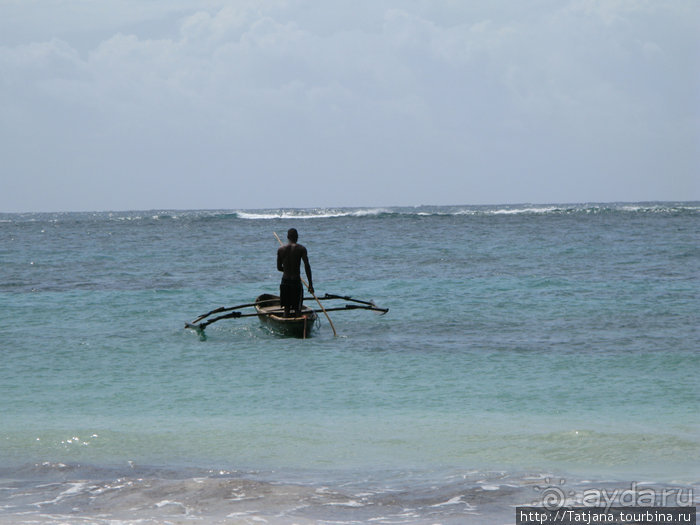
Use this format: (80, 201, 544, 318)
(255, 294, 317, 338)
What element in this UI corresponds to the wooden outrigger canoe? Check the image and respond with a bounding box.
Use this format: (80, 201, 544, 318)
(255, 293, 317, 338)
(185, 293, 387, 338)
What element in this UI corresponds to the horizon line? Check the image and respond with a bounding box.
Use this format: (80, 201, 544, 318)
(2, 200, 699, 215)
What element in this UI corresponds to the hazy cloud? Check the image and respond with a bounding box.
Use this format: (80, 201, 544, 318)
(1, 0, 698, 211)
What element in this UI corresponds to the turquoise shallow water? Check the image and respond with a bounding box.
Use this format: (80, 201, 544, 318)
(1, 203, 698, 523)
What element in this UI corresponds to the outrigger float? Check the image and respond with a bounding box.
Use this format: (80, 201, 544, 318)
(185, 293, 388, 339)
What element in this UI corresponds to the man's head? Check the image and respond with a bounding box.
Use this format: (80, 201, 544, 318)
(287, 228, 298, 242)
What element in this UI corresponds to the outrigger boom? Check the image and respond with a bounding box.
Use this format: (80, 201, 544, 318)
(185, 293, 388, 338)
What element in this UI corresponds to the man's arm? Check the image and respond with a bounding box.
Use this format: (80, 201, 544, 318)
(301, 248, 313, 292)
(277, 246, 285, 272)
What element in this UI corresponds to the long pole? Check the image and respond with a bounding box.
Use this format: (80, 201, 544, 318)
(274, 231, 337, 337)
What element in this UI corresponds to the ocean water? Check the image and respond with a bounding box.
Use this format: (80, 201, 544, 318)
(0, 203, 698, 524)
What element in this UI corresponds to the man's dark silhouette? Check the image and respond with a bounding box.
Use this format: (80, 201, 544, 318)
(277, 228, 313, 317)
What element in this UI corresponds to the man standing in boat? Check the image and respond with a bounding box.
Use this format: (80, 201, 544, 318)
(277, 228, 313, 317)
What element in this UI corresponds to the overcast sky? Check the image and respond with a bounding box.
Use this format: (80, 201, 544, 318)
(1, 0, 698, 212)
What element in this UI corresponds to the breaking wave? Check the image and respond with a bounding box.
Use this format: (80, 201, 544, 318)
(1, 203, 696, 224)
(232, 202, 698, 220)
(235, 208, 391, 220)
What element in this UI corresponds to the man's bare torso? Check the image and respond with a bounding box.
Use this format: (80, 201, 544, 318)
(277, 243, 310, 281)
